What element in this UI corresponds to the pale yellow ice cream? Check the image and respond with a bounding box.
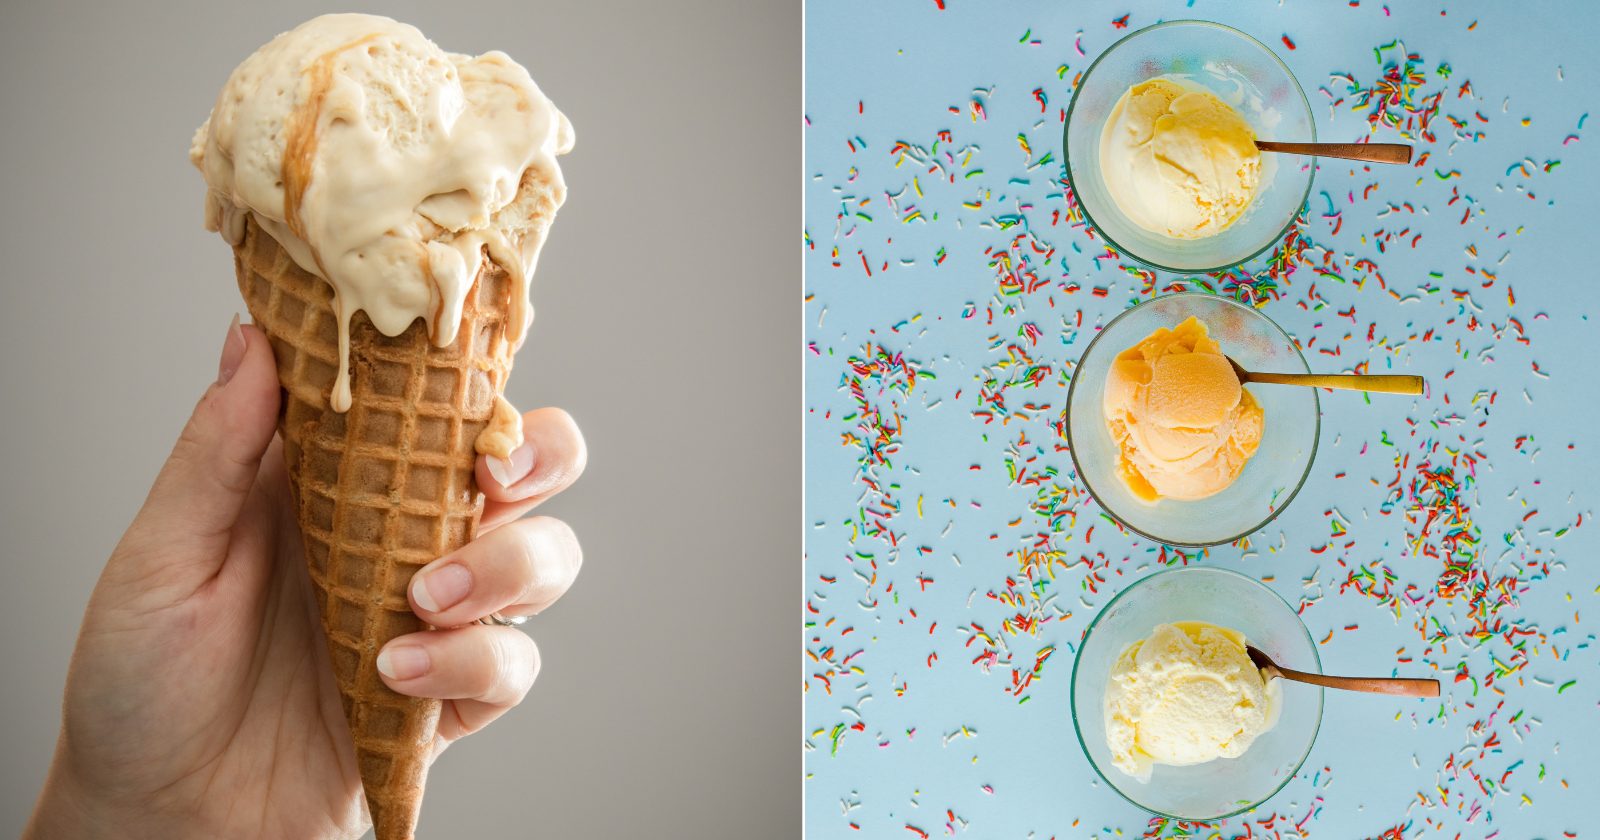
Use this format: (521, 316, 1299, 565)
(1098, 78, 1261, 239)
(1104, 621, 1281, 782)
(1102, 316, 1264, 501)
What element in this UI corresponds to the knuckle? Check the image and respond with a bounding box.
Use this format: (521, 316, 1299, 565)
(168, 416, 211, 469)
(510, 517, 581, 602)
(565, 429, 588, 479)
(165, 398, 258, 496)
(472, 635, 513, 698)
(487, 631, 539, 703)
(502, 519, 548, 595)
(518, 635, 542, 694)
(544, 517, 583, 575)
(542, 407, 588, 481)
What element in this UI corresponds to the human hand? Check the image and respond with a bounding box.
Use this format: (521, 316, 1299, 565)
(25, 317, 586, 840)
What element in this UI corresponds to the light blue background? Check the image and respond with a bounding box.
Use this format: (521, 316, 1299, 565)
(805, 1, 1597, 837)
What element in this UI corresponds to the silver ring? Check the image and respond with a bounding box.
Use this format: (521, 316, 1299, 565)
(478, 611, 530, 627)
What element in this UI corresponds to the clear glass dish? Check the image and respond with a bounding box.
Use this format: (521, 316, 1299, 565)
(1065, 293, 1319, 547)
(1070, 566, 1323, 820)
(1064, 20, 1315, 272)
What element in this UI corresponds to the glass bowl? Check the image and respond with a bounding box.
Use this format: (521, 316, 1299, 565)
(1065, 293, 1318, 547)
(1064, 20, 1315, 272)
(1070, 566, 1323, 820)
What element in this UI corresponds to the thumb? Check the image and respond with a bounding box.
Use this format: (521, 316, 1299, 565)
(124, 315, 281, 577)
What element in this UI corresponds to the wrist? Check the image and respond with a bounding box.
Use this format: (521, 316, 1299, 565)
(25, 753, 131, 840)
(25, 748, 160, 840)
(27, 751, 359, 840)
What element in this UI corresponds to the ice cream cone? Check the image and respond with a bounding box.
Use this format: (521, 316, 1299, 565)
(234, 212, 517, 840)
(194, 15, 571, 835)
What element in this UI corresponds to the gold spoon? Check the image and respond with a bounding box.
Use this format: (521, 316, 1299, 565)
(1226, 356, 1424, 396)
(1256, 140, 1413, 165)
(1247, 645, 1439, 698)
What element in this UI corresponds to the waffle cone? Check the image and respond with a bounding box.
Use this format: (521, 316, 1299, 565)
(233, 214, 517, 840)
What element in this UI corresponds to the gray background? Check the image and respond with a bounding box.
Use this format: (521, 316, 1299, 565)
(0, 1, 796, 837)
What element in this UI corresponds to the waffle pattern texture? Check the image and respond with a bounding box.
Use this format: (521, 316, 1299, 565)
(234, 213, 516, 840)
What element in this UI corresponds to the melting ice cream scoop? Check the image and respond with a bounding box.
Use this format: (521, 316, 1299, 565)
(191, 12, 573, 417)
(1098, 77, 1262, 240)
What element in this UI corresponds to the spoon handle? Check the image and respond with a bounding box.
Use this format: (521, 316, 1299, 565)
(1274, 665, 1440, 697)
(1244, 372, 1424, 395)
(1255, 140, 1413, 165)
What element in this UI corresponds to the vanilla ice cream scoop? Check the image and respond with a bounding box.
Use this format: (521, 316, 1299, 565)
(1103, 316, 1264, 501)
(1104, 621, 1281, 782)
(1099, 78, 1261, 239)
(191, 13, 573, 416)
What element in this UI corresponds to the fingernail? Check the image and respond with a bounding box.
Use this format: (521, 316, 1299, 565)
(412, 562, 472, 612)
(376, 644, 430, 680)
(217, 313, 246, 386)
(486, 441, 536, 488)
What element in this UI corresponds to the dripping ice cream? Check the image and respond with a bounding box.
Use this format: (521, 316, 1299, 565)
(190, 13, 573, 454)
